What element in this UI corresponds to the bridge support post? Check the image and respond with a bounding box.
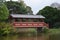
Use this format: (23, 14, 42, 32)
(37, 27, 43, 33)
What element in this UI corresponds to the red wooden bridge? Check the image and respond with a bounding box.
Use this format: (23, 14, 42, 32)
(10, 14, 49, 28)
(13, 22, 48, 28)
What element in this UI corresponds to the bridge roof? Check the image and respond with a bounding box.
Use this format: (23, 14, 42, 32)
(10, 14, 45, 18)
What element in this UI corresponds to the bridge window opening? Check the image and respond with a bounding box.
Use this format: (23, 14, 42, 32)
(15, 18, 21, 22)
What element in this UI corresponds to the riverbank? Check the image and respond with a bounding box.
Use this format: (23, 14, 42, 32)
(49, 28, 60, 35)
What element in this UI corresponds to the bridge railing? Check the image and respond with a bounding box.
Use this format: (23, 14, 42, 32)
(13, 22, 49, 28)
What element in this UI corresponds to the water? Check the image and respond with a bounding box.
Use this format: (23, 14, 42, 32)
(0, 33, 60, 40)
(49, 34, 60, 40)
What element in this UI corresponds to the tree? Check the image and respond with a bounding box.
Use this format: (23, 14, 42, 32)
(0, 3, 9, 21)
(0, 0, 6, 2)
(10, 0, 12, 1)
(5, 1, 33, 15)
(50, 3, 60, 10)
(26, 6, 33, 15)
(37, 6, 60, 28)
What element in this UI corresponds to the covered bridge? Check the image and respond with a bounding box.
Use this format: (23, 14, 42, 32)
(10, 14, 48, 28)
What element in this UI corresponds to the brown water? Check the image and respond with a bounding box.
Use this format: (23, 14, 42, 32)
(0, 33, 60, 40)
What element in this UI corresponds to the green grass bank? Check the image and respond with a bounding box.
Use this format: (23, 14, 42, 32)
(49, 28, 60, 35)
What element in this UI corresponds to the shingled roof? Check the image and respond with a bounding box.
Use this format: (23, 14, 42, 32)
(10, 14, 45, 18)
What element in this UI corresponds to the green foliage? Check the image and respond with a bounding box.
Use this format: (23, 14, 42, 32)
(49, 28, 60, 34)
(0, 3, 9, 21)
(37, 6, 60, 28)
(0, 0, 5, 2)
(42, 27, 49, 33)
(5, 1, 33, 14)
(0, 22, 13, 35)
(26, 6, 33, 15)
(53, 22, 60, 28)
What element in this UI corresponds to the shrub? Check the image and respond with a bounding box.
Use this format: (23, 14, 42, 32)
(42, 27, 49, 33)
(0, 22, 13, 35)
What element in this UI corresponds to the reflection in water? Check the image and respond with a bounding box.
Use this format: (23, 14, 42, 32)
(49, 34, 60, 40)
(0, 35, 18, 40)
(0, 33, 49, 40)
(0, 33, 60, 40)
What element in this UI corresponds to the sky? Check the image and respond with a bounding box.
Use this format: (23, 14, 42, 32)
(6, 0, 60, 14)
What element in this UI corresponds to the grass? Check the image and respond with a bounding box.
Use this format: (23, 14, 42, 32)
(49, 28, 60, 35)
(14, 28, 60, 35)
